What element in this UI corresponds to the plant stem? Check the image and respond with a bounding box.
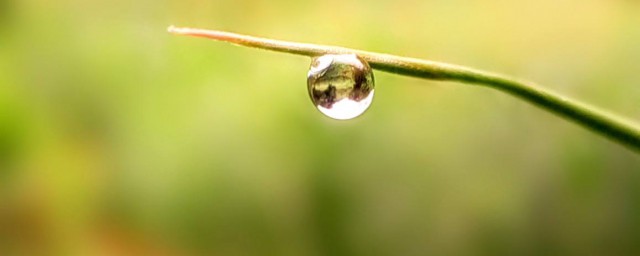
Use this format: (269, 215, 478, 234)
(168, 25, 640, 152)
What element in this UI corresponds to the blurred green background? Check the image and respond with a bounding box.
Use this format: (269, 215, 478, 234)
(2, 0, 640, 255)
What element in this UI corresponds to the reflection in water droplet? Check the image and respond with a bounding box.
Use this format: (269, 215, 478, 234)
(307, 54, 375, 120)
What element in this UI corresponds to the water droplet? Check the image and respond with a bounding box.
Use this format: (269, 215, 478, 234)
(307, 54, 375, 120)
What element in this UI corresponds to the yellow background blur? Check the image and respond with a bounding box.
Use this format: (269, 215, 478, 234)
(2, 0, 640, 255)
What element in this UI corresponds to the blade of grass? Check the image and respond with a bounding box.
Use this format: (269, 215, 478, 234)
(168, 25, 640, 152)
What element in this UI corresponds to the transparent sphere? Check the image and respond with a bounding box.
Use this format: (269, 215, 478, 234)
(307, 54, 375, 120)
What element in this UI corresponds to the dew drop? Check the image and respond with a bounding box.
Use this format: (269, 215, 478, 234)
(307, 54, 375, 120)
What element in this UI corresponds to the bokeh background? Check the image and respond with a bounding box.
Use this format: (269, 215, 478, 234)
(2, 0, 640, 255)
